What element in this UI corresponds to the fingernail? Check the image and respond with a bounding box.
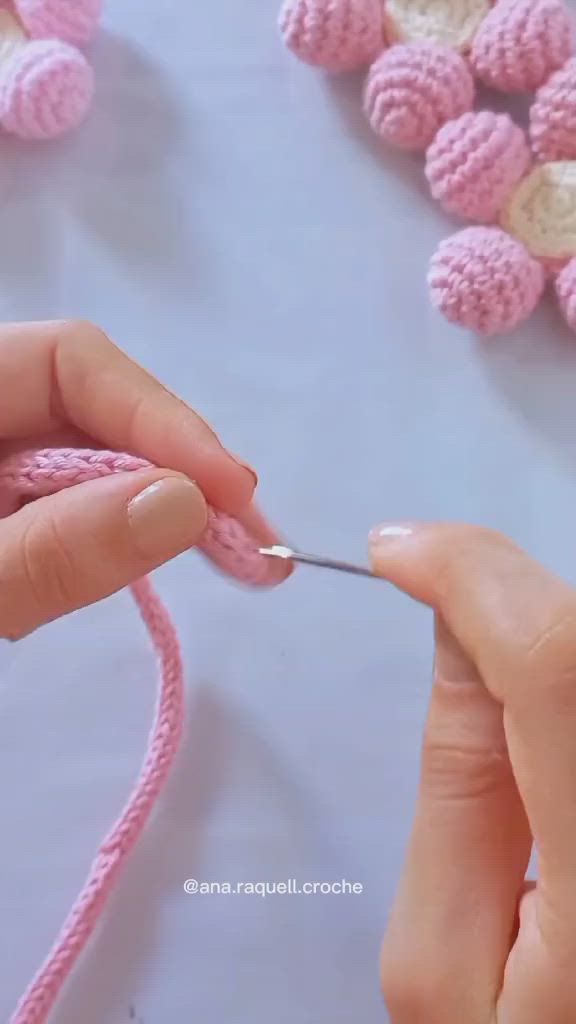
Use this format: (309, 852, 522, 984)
(368, 522, 416, 554)
(229, 452, 258, 488)
(128, 476, 207, 560)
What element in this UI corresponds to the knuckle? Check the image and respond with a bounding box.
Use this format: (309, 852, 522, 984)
(20, 512, 77, 619)
(123, 389, 151, 447)
(420, 733, 510, 802)
(436, 525, 512, 602)
(526, 608, 576, 668)
(380, 948, 450, 1023)
(58, 318, 111, 350)
(522, 607, 576, 708)
(381, 942, 491, 1024)
(536, 891, 576, 968)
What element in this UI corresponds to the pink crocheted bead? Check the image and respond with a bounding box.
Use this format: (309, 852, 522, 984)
(429, 227, 546, 336)
(425, 111, 531, 223)
(364, 43, 474, 151)
(555, 258, 576, 330)
(471, 0, 573, 93)
(279, 0, 383, 71)
(14, 0, 102, 46)
(530, 57, 576, 161)
(0, 40, 94, 140)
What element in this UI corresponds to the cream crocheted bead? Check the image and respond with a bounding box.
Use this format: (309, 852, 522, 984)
(502, 161, 576, 262)
(385, 0, 489, 51)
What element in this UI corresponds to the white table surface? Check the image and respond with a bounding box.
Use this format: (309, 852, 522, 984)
(2, 2, 576, 1020)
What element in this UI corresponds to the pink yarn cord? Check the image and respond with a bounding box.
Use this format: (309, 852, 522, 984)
(11, 575, 184, 1024)
(0, 446, 281, 1023)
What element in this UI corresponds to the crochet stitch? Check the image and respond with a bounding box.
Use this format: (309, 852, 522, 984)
(281, 0, 576, 335)
(280, 0, 573, 150)
(0, 0, 99, 140)
(0, 447, 287, 1023)
(426, 105, 576, 335)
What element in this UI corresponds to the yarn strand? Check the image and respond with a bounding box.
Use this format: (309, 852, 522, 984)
(0, 446, 285, 1022)
(10, 576, 185, 1023)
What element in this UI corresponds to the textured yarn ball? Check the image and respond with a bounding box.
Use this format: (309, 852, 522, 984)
(530, 58, 576, 161)
(471, 0, 573, 92)
(364, 42, 474, 151)
(0, 40, 94, 140)
(429, 227, 546, 336)
(279, 0, 383, 71)
(555, 258, 576, 330)
(425, 111, 531, 222)
(14, 0, 102, 47)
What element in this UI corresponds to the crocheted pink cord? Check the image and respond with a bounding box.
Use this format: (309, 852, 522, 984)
(10, 575, 184, 1024)
(0, 448, 284, 586)
(0, 446, 282, 1023)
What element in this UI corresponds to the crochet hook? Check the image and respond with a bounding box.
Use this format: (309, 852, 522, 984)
(259, 544, 379, 579)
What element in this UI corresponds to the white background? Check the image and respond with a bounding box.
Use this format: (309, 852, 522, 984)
(1, 1, 576, 1020)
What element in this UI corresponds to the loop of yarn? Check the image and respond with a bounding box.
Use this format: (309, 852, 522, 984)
(0, 446, 284, 1023)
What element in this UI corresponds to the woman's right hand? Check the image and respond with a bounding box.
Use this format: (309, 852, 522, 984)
(370, 522, 576, 1024)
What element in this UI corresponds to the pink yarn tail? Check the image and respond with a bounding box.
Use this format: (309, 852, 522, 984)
(0, 446, 288, 1022)
(10, 576, 185, 1023)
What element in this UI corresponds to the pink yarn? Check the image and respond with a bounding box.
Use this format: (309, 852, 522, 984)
(364, 43, 474, 151)
(555, 258, 576, 329)
(10, 574, 184, 1024)
(279, 0, 383, 71)
(14, 0, 102, 47)
(280, 0, 576, 154)
(0, 39, 94, 140)
(428, 226, 546, 336)
(530, 57, 576, 160)
(279, 0, 576, 336)
(0, 446, 287, 1023)
(471, 0, 573, 92)
(425, 111, 531, 222)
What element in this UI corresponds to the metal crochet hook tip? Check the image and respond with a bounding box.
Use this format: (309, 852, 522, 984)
(259, 544, 379, 579)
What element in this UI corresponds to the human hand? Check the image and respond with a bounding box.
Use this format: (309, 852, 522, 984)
(0, 320, 277, 638)
(370, 523, 576, 1024)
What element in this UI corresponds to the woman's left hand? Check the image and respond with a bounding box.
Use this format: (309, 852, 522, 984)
(0, 319, 273, 638)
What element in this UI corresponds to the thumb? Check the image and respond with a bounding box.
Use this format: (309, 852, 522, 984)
(0, 468, 207, 639)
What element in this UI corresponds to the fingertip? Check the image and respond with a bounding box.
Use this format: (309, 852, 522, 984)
(368, 521, 438, 604)
(228, 450, 259, 489)
(368, 521, 419, 573)
(192, 449, 257, 516)
(238, 502, 294, 584)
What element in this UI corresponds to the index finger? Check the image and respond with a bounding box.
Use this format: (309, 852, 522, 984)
(0, 320, 256, 515)
(369, 522, 576, 929)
